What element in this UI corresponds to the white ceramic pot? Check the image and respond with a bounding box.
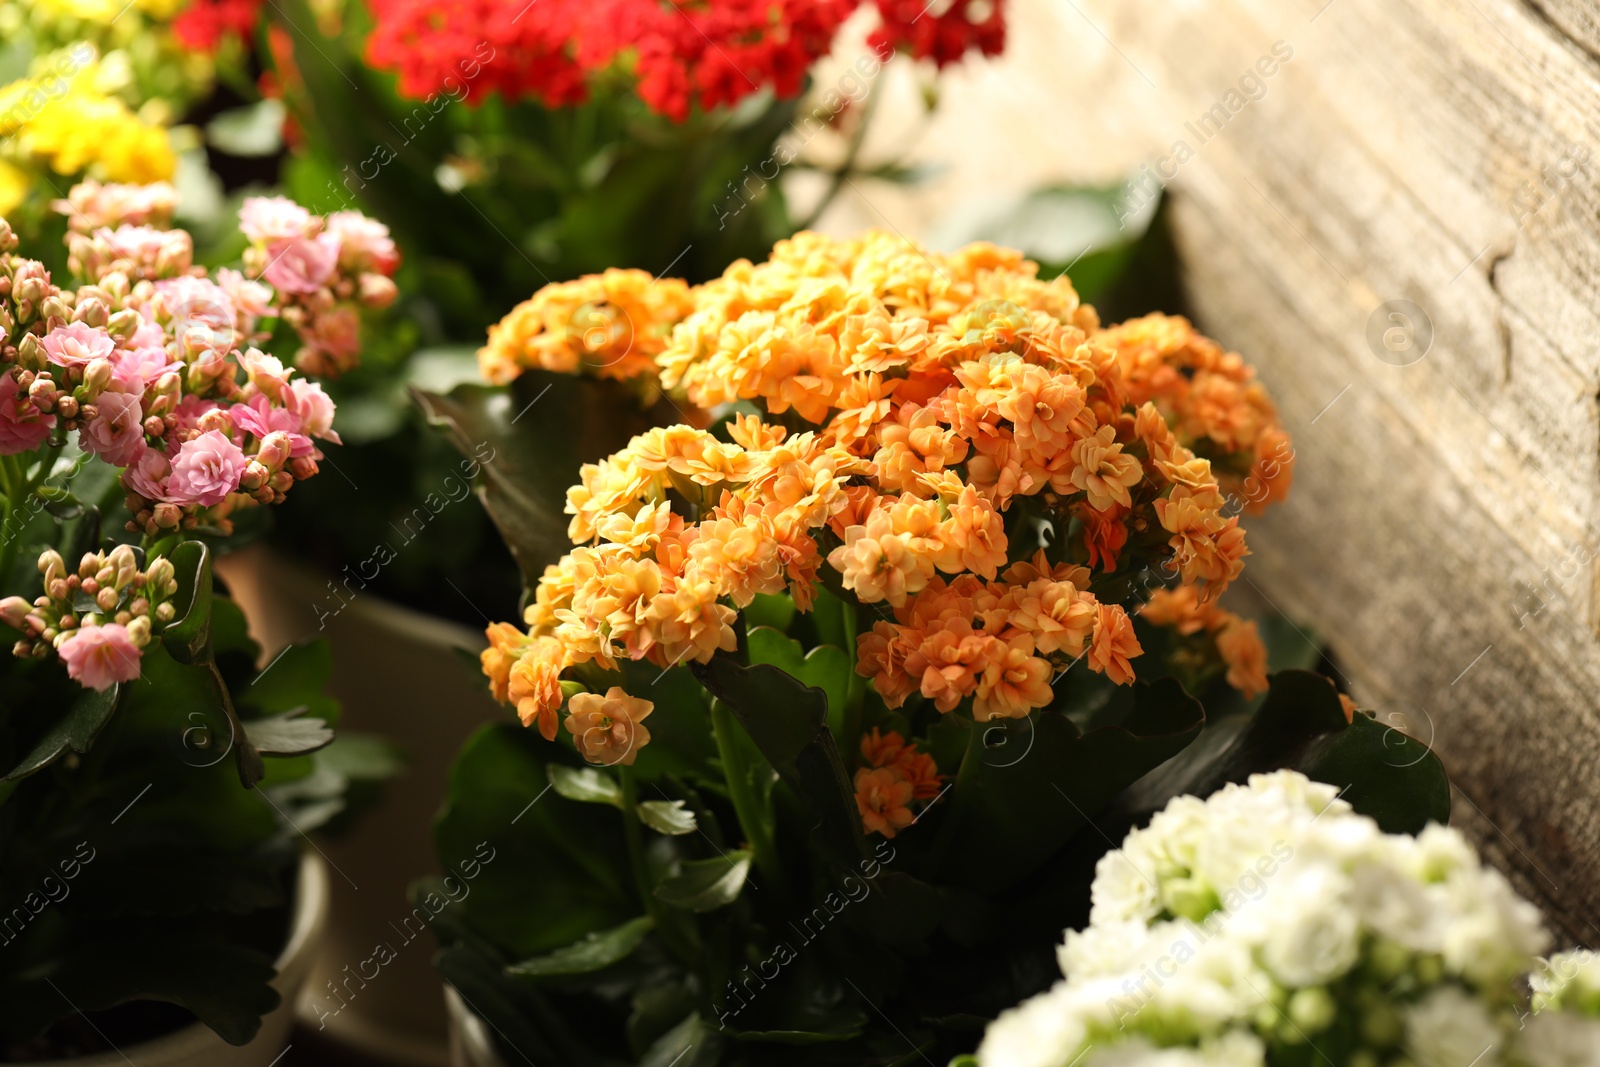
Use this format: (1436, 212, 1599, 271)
(22, 851, 328, 1067)
(216, 545, 504, 1067)
(443, 987, 507, 1067)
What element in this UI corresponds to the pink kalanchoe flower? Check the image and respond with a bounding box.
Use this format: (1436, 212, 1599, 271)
(325, 212, 400, 274)
(215, 267, 274, 324)
(305, 304, 361, 357)
(53, 180, 179, 233)
(0, 375, 55, 455)
(124, 447, 172, 501)
(166, 394, 223, 436)
(58, 623, 143, 690)
(42, 322, 116, 368)
(239, 196, 314, 244)
(111, 345, 171, 392)
(232, 394, 314, 457)
(80, 390, 146, 467)
(263, 234, 339, 295)
(154, 276, 237, 356)
(239, 349, 294, 404)
(286, 379, 339, 442)
(168, 429, 247, 506)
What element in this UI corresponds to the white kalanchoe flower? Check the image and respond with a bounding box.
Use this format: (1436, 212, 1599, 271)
(974, 770, 1592, 1067)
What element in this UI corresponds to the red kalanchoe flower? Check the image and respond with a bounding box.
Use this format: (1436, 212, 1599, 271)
(173, 0, 266, 53)
(357, 0, 1006, 120)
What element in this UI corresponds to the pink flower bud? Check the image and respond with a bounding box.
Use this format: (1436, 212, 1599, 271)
(257, 431, 293, 470)
(359, 273, 399, 309)
(0, 596, 30, 629)
(83, 358, 114, 395)
(153, 503, 182, 528)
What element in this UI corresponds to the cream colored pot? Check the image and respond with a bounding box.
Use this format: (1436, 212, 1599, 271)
(216, 545, 503, 1067)
(21, 851, 328, 1067)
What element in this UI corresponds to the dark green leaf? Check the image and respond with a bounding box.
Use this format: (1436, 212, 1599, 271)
(435, 724, 634, 958)
(506, 915, 654, 978)
(1301, 711, 1450, 834)
(692, 653, 868, 867)
(653, 850, 751, 912)
(929, 677, 1205, 893)
(414, 373, 669, 584)
(4, 683, 119, 780)
(161, 540, 214, 665)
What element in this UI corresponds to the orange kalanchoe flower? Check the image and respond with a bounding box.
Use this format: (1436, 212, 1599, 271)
(480, 231, 1292, 765)
(855, 767, 916, 839)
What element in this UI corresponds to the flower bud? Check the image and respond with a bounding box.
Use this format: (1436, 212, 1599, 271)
(146, 557, 174, 590)
(13, 261, 47, 307)
(289, 456, 319, 481)
(83, 358, 114, 395)
(55, 396, 79, 419)
(39, 294, 71, 325)
(38, 550, 65, 584)
(0, 596, 30, 629)
(106, 308, 141, 342)
(257, 431, 293, 470)
(74, 296, 109, 329)
(239, 462, 267, 492)
(155, 602, 175, 623)
(96, 587, 119, 612)
(16, 333, 45, 372)
(27, 376, 58, 409)
(196, 408, 233, 435)
(128, 597, 149, 616)
(153, 503, 182, 529)
(359, 273, 399, 309)
(126, 615, 152, 646)
(143, 415, 165, 437)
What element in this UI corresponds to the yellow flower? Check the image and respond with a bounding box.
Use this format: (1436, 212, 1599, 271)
(3, 59, 176, 186)
(0, 162, 27, 217)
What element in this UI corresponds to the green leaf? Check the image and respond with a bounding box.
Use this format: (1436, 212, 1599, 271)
(435, 724, 634, 958)
(413, 373, 670, 584)
(746, 626, 850, 730)
(691, 652, 868, 867)
(506, 915, 654, 978)
(652, 850, 751, 912)
(161, 540, 214, 665)
(548, 763, 624, 807)
(640, 1011, 721, 1067)
(4, 683, 119, 780)
(637, 799, 696, 835)
(1124, 670, 1450, 834)
(929, 677, 1206, 893)
(1301, 711, 1450, 834)
(242, 707, 335, 757)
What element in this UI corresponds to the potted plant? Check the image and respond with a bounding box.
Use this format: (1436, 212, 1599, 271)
(0, 181, 396, 1061)
(121, 4, 1015, 1056)
(417, 230, 1448, 1065)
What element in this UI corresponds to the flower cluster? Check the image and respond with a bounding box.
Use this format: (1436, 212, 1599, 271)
(237, 195, 401, 376)
(480, 232, 1293, 754)
(854, 727, 943, 838)
(479, 269, 694, 385)
(0, 184, 394, 686)
(360, 0, 1005, 122)
(0, 48, 177, 216)
(973, 770, 1587, 1067)
(0, 547, 178, 690)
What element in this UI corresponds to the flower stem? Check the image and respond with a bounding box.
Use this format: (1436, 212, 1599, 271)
(709, 697, 783, 888)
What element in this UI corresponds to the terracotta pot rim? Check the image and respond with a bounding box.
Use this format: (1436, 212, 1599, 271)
(17, 850, 330, 1066)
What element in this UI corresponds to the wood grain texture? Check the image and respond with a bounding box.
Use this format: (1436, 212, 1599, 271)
(816, 0, 1600, 938)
